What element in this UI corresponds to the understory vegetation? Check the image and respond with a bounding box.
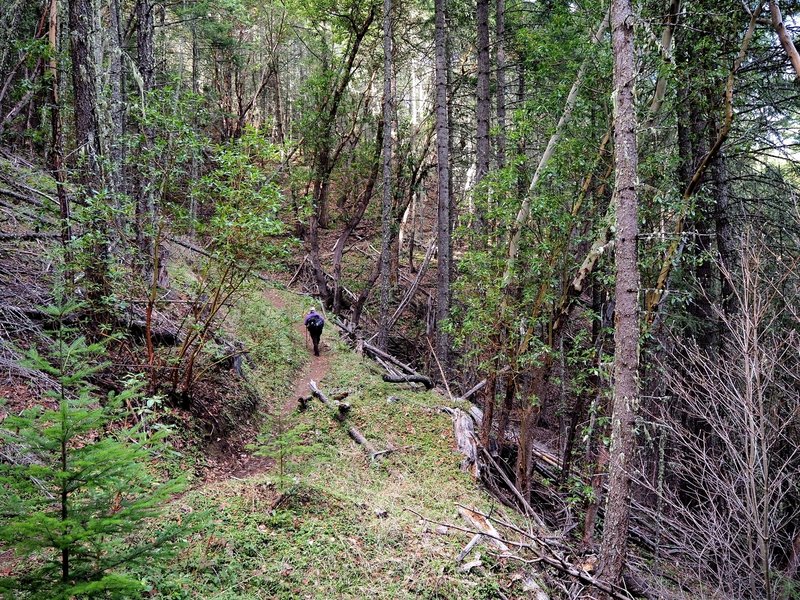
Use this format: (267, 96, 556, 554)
(1, 0, 800, 598)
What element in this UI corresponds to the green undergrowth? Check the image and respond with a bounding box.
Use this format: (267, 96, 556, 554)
(230, 286, 307, 400)
(143, 278, 521, 599)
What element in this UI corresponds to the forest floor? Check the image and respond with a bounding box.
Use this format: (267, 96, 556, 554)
(0, 153, 532, 598)
(136, 249, 526, 599)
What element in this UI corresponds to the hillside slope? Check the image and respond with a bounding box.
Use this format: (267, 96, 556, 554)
(143, 275, 529, 599)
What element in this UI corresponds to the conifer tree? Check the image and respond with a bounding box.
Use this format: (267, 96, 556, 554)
(0, 300, 188, 598)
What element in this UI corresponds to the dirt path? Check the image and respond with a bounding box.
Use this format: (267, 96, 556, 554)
(205, 288, 332, 481)
(262, 288, 332, 411)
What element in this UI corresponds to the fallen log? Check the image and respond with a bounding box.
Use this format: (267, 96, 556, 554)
(481, 447, 547, 530)
(440, 407, 480, 479)
(309, 380, 380, 458)
(362, 341, 422, 378)
(375, 356, 401, 378)
(0, 232, 62, 241)
(459, 506, 636, 600)
(458, 366, 511, 401)
(382, 373, 433, 389)
(0, 186, 45, 208)
(458, 506, 510, 554)
(455, 533, 483, 562)
(459, 379, 487, 401)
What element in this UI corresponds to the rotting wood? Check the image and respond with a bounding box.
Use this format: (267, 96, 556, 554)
(375, 356, 401, 378)
(0, 186, 45, 208)
(456, 533, 483, 563)
(440, 407, 480, 479)
(458, 366, 510, 401)
(362, 341, 422, 378)
(458, 506, 510, 553)
(413, 500, 636, 599)
(0, 232, 62, 241)
(481, 447, 547, 531)
(386, 239, 436, 330)
(309, 380, 383, 459)
(457, 506, 636, 600)
(459, 378, 487, 400)
(382, 373, 433, 389)
(288, 256, 308, 287)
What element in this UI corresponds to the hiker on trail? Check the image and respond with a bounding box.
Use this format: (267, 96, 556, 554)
(304, 307, 325, 357)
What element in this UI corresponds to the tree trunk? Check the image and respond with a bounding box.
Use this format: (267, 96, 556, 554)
(135, 0, 156, 260)
(108, 0, 124, 201)
(434, 0, 451, 366)
(501, 10, 608, 292)
(495, 0, 506, 169)
(272, 66, 284, 143)
(712, 150, 735, 316)
(474, 0, 490, 233)
(332, 123, 383, 314)
(68, 0, 108, 308)
(189, 3, 199, 236)
(308, 7, 375, 306)
(496, 369, 515, 446)
(377, 0, 394, 350)
(479, 370, 496, 448)
(598, 0, 639, 589)
(49, 0, 72, 283)
(769, 0, 800, 79)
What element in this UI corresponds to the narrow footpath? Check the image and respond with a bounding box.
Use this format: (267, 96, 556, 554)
(207, 287, 332, 480)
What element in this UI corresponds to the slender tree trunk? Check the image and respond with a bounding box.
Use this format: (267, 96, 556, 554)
(60, 436, 68, 582)
(645, 0, 680, 123)
(644, 3, 764, 323)
(308, 8, 375, 306)
(495, 0, 506, 169)
(474, 0, 490, 234)
(333, 124, 383, 314)
(135, 0, 156, 260)
(769, 0, 800, 79)
(515, 62, 527, 202)
(272, 66, 284, 143)
(496, 369, 515, 446)
(598, 0, 639, 589)
(50, 0, 72, 284)
(501, 10, 608, 291)
(108, 0, 124, 200)
(712, 150, 735, 316)
(434, 0, 451, 365)
(189, 3, 199, 237)
(377, 0, 394, 350)
(480, 370, 496, 448)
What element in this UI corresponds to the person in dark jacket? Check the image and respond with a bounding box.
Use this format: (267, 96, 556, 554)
(304, 307, 325, 356)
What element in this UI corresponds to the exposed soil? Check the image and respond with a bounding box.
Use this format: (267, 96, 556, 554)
(203, 286, 332, 482)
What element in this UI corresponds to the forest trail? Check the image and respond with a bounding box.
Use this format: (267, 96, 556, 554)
(211, 287, 332, 480)
(262, 287, 332, 413)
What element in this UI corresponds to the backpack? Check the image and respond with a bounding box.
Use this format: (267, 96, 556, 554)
(306, 315, 324, 329)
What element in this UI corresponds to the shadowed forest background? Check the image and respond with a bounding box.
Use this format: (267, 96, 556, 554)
(0, 0, 799, 598)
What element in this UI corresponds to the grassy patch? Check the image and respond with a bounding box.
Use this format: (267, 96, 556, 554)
(230, 286, 307, 401)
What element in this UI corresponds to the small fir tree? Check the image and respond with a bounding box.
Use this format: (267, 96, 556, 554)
(0, 300, 188, 598)
(251, 410, 323, 494)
